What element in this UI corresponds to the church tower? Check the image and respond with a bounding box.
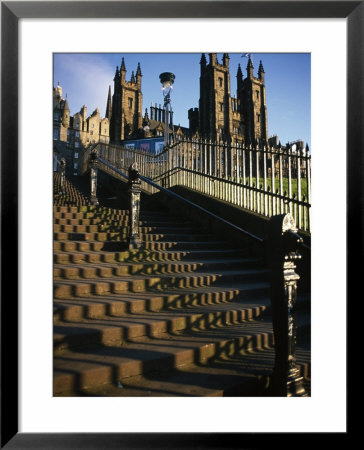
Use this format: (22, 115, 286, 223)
(198, 53, 233, 141)
(237, 58, 268, 145)
(110, 58, 143, 143)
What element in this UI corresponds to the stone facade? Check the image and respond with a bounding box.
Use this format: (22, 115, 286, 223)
(53, 84, 110, 175)
(110, 58, 143, 142)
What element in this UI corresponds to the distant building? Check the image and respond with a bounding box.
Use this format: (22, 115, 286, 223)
(53, 53, 306, 174)
(193, 53, 268, 144)
(53, 83, 110, 175)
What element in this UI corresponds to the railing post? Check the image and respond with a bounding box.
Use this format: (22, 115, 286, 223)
(266, 213, 307, 397)
(127, 162, 142, 250)
(89, 150, 99, 206)
(58, 157, 66, 195)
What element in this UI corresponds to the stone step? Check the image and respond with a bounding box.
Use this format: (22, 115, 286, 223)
(53, 228, 217, 242)
(65, 347, 311, 397)
(53, 232, 221, 243)
(53, 299, 270, 353)
(53, 245, 250, 261)
(53, 251, 260, 268)
(54, 205, 187, 219)
(53, 268, 269, 297)
(53, 206, 132, 217)
(54, 211, 129, 220)
(53, 283, 269, 322)
(53, 237, 233, 252)
(53, 258, 266, 279)
(54, 218, 196, 231)
(54, 209, 193, 223)
(53, 320, 276, 395)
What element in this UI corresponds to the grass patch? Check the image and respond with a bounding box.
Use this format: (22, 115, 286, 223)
(238, 177, 308, 199)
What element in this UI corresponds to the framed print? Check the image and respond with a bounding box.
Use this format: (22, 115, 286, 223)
(1, 1, 359, 448)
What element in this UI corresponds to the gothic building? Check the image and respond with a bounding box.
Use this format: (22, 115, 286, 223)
(188, 53, 268, 144)
(53, 53, 271, 171)
(109, 58, 143, 142)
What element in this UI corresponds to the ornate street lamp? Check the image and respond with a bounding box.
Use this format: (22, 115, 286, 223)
(159, 72, 175, 147)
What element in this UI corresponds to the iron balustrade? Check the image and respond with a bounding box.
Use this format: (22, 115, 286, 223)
(81, 138, 311, 232)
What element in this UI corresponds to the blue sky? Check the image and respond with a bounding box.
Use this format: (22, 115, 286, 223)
(54, 53, 311, 148)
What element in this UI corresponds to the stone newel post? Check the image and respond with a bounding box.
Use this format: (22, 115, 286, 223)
(266, 213, 307, 397)
(128, 162, 142, 250)
(89, 150, 99, 206)
(59, 157, 66, 195)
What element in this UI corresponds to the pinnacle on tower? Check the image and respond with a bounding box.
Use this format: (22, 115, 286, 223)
(130, 71, 135, 83)
(247, 57, 254, 78)
(114, 66, 120, 81)
(121, 57, 126, 71)
(136, 62, 142, 76)
(247, 57, 253, 70)
(106, 85, 112, 120)
(237, 63, 243, 79)
(223, 53, 229, 67)
(200, 53, 207, 68)
(209, 53, 217, 66)
(258, 60, 265, 80)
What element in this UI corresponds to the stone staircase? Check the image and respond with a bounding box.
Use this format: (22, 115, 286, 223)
(54, 172, 91, 207)
(53, 174, 311, 396)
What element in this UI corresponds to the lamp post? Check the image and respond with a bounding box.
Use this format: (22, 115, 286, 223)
(159, 72, 175, 148)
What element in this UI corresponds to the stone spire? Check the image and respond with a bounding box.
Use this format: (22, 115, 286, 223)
(246, 56, 254, 78)
(114, 65, 120, 81)
(209, 53, 217, 66)
(258, 60, 265, 81)
(136, 62, 142, 76)
(200, 53, 207, 69)
(237, 63, 243, 91)
(237, 63, 243, 79)
(120, 58, 126, 82)
(222, 53, 229, 67)
(105, 85, 112, 120)
(136, 62, 142, 86)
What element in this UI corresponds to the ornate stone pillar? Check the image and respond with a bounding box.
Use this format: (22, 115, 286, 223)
(128, 162, 141, 250)
(59, 157, 66, 195)
(266, 213, 307, 396)
(89, 150, 99, 206)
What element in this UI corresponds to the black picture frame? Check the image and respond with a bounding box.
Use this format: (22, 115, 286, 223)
(1, 1, 357, 448)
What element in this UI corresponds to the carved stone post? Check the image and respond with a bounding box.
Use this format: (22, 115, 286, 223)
(266, 213, 306, 396)
(59, 157, 66, 195)
(89, 150, 99, 206)
(128, 162, 142, 250)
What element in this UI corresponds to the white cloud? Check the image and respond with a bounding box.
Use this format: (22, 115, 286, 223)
(54, 54, 114, 117)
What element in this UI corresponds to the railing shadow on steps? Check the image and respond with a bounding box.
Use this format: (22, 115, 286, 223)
(74, 152, 311, 397)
